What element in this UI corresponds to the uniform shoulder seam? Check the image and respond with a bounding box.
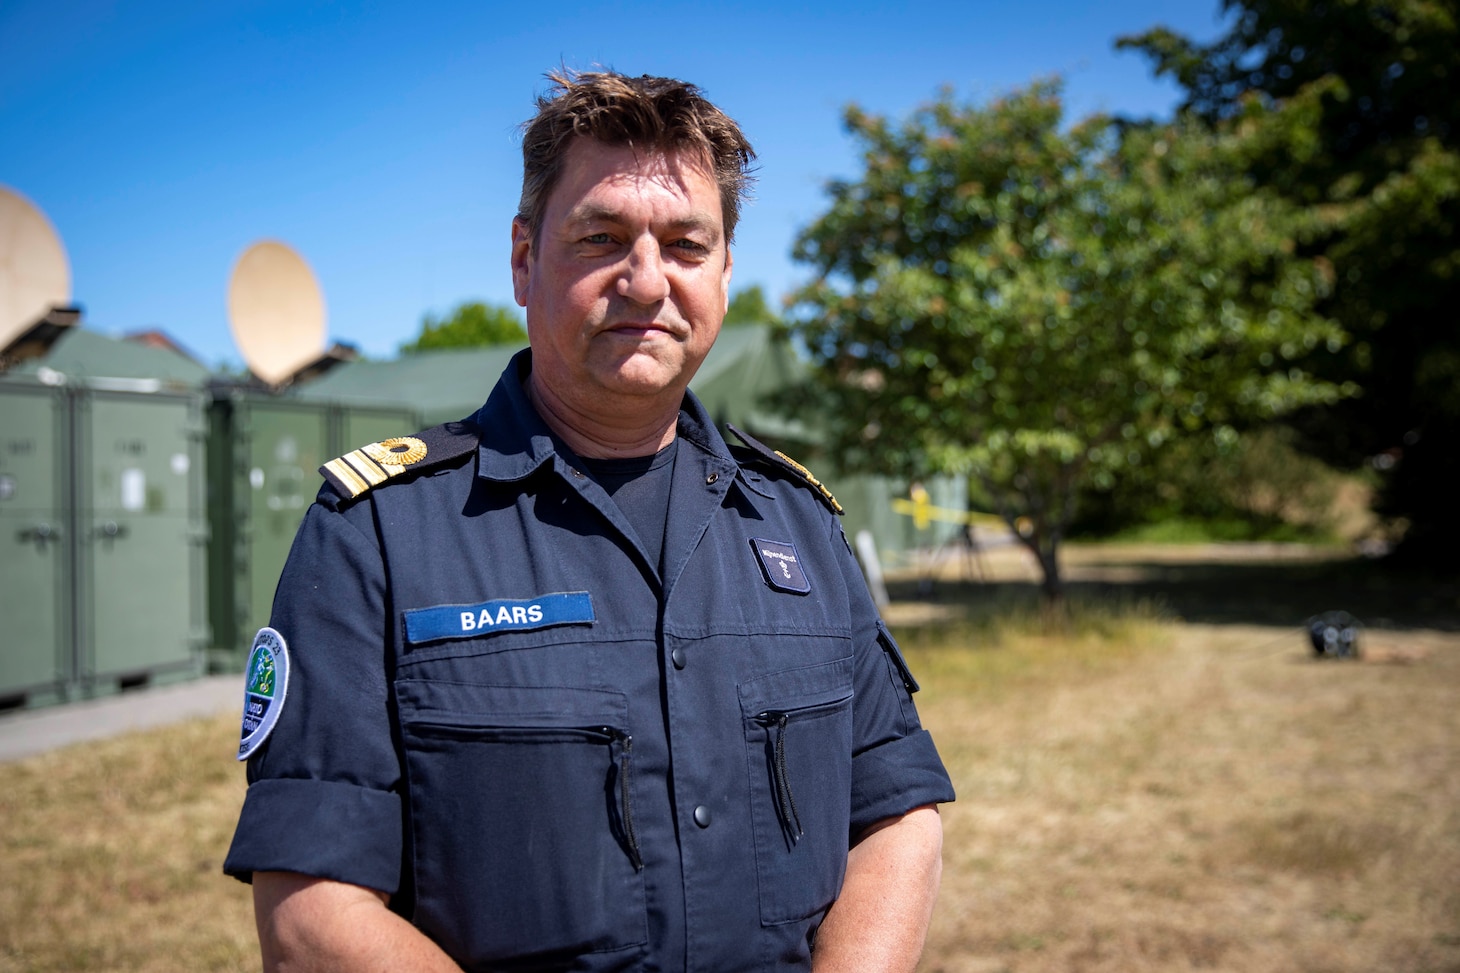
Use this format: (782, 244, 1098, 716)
(725, 422, 844, 516)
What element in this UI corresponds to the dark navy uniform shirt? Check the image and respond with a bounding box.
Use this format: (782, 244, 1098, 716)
(225, 351, 955, 972)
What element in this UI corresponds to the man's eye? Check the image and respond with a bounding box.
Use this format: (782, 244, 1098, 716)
(672, 239, 708, 254)
(582, 233, 613, 245)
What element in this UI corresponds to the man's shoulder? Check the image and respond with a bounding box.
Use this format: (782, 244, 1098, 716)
(725, 423, 844, 518)
(318, 416, 481, 506)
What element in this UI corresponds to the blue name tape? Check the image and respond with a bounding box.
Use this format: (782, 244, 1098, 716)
(404, 591, 595, 644)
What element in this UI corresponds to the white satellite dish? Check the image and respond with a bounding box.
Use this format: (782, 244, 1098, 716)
(0, 185, 72, 351)
(227, 239, 327, 386)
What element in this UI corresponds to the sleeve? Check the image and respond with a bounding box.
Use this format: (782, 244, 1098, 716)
(836, 519, 957, 836)
(222, 496, 404, 894)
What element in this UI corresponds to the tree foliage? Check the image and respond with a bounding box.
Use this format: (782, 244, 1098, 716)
(1073, 426, 1344, 542)
(401, 301, 526, 353)
(787, 81, 1349, 599)
(1121, 0, 1460, 562)
(723, 284, 781, 327)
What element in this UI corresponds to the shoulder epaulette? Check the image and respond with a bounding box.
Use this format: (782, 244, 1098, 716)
(726, 423, 844, 516)
(320, 417, 480, 500)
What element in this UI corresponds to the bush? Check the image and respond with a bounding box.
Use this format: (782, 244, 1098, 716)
(1072, 426, 1344, 542)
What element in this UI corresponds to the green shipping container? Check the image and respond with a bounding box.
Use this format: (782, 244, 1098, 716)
(0, 383, 71, 705)
(0, 381, 207, 708)
(207, 394, 419, 666)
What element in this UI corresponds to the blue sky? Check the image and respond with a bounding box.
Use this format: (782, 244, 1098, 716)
(1, 1, 1228, 368)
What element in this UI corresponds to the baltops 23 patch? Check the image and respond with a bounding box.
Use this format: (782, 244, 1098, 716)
(237, 627, 290, 760)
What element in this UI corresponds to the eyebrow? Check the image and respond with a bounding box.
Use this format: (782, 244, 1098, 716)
(566, 203, 722, 242)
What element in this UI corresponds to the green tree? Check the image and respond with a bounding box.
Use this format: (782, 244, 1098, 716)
(723, 284, 781, 327)
(1120, 0, 1460, 562)
(787, 81, 1349, 600)
(401, 301, 526, 353)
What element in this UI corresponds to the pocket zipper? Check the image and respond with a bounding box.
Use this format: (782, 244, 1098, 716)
(755, 712, 805, 844)
(753, 694, 851, 845)
(609, 728, 644, 871)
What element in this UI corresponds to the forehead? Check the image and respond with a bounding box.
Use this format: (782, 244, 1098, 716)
(546, 139, 722, 226)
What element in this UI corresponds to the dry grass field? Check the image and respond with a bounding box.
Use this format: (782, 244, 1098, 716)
(909, 619, 1459, 972)
(0, 710, 256, 972)
(1, 544, 1456, 973)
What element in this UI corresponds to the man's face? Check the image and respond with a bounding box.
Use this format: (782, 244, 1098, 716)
(512, 139, 733, 408)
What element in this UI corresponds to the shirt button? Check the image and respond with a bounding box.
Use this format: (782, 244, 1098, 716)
(693, 805, 712, 828)
(705, 472, 718, 484)
(671, 647, 686, 669)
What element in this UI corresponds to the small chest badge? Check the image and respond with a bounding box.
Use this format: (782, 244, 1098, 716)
(237, 627, 290, 761)
(751, 537, 811, 594)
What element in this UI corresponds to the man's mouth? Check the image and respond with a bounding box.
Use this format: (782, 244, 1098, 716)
(603, 320, 682, 339)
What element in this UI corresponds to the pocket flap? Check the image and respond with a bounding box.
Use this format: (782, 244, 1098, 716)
(737, 657, 853, 719)
(396, 680, 628, 728)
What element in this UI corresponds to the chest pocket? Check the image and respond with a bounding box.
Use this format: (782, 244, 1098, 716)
(396, 679, 648, 967)
(739, 657, 855, 925)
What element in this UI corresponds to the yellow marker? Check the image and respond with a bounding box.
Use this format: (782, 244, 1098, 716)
(910, 484, 931, 530)
(890, 497, 1004, 529)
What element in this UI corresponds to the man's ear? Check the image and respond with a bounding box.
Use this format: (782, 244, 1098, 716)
(510, 218, 533, 308)
(721, 247, 734, 315)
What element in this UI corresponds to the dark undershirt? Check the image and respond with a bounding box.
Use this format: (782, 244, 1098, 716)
(576, 438, 679, 574)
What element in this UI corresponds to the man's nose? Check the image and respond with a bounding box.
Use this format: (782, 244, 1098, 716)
(617, 237, 670, 305)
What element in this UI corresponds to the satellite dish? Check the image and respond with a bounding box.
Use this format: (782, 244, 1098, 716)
(0, 185, 72, 351)
(228, 240, 327, 386)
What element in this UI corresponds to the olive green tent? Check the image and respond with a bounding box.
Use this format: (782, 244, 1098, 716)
(1, 327, 211, 389)
(291, 343, 519, 426)
(288, 325, 967, 562)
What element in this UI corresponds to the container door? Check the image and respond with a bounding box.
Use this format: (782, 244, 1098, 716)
(77, 390, 205, 684)
(0, 384, 70, 702)
(236, 401, 329, 645)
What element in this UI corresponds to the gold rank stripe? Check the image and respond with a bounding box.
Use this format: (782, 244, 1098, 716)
(774, 450, 844, 514)
(324, 449, 403, 498)
(343, 448, 404, 485)
(320, 436, 430, 499)
(322, 455, 370, 497)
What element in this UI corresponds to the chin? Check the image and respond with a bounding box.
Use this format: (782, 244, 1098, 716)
(592, 354, 688, 398)
(597, 373, 681, 399)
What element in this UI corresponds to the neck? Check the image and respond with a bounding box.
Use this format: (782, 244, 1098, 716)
(526, 373, 680, 459)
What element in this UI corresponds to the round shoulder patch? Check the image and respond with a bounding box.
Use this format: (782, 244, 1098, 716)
(237, 627, 291, 761)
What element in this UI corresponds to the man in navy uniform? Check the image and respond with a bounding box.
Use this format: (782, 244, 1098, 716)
(225, 70, 954, 972)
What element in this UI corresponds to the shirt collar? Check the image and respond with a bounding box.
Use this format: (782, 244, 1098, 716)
(474, 348, 737, 483)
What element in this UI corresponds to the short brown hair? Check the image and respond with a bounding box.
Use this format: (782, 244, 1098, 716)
(518, 70, 756, 242)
